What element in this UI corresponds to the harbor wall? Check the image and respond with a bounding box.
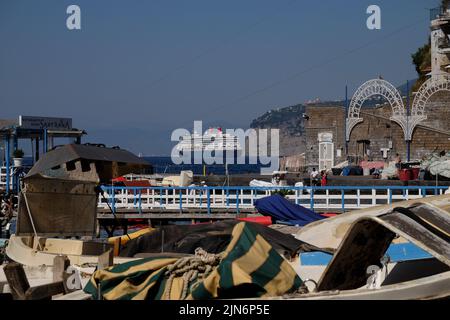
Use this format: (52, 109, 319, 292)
(279, 154, 306, 172)
(304, 91, 450, 168)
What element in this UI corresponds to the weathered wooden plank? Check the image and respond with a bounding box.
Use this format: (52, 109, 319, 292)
(4, 262, 67, 300)
(3, 263, 30, 300)
(410, 204, 450, 236)
(113, 238, 121, 257)
(18, 187, 97, 238)
(53, 255, 70, 283)
(53, 289, 92, 300)
(382, 212, 450, 264)
(24, 281, 65, 300)
(98, 249, 113, 270)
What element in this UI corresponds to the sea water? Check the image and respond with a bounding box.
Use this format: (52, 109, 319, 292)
(145, 156, 268, 175)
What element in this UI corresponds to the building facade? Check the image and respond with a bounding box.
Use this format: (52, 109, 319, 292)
(304, 90, 450, 169)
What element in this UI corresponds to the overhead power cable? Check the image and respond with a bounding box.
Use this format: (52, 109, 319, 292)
(205, 16, 428, 115)
(146, 0, 299, 89)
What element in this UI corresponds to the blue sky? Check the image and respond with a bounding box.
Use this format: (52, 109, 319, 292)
(0, 0, 441, 155)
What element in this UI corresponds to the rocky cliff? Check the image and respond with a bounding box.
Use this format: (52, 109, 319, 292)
(250, 104, 307, 157)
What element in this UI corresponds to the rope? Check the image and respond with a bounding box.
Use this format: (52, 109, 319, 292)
(97, 186, 131, 241)
(164, 248, 223, 300)
(22, 190, 43, 251)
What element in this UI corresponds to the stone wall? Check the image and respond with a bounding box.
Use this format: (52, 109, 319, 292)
(304, 105, 346, 168)
(280, 154, 306, 172)
(304, 91, 450, 168)
(411, 91, 450, 158)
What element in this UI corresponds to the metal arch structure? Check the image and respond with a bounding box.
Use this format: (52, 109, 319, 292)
(346, 79, 407, 141)
(407, 75, 450, 140)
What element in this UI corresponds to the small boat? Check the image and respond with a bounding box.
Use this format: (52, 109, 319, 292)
(5, 235, 136, 267)
(295, 193, 450, 250)
(280, 195, 450, 300)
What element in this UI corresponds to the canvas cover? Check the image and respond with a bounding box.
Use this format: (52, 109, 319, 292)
(119, 220, 324, 258)
(342, 166, 363, 176)
(255, 195, 326, 226)
(84, 222, 303, 300)
(421, 152, 450, 178)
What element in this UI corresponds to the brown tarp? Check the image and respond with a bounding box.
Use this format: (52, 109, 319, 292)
(119, 220, 333, 259)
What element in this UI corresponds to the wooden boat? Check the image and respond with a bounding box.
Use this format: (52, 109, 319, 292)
(3, 194, 449, 300)
(0, 261, 95, 298)
(1, 232, 141, 298)
(295, 194, 450, 249)
(278, 195, 450, 299)
(5, 235, 136, 267)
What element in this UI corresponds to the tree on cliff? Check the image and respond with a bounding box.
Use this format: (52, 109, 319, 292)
(411, 41, 431, 92)
(443, 0, 450, 10)
(411, 42, 431, 76)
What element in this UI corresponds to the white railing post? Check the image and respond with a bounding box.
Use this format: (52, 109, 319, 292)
(325, 189, 329, 209)
(357, 189, 361, 208)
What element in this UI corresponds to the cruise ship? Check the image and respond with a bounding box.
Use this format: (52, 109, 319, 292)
(175, 127, 242, 153)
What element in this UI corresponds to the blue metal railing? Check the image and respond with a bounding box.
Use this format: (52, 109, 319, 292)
(98, 185, 449, 214)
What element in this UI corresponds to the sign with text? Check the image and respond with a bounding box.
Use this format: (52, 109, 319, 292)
(19, 116, 72, 131)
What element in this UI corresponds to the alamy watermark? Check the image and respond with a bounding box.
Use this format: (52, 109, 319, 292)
(367, 5, 381, 30)
(66, 5, 81, 30)
(64, 4, 380, 31)
(170, 121, 279, 175)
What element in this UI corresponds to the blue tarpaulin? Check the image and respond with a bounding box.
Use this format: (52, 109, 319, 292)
(342, 166, 363, 176)
(255, 195, 326, 226)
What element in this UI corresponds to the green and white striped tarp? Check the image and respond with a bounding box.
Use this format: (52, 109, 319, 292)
(84, 222, 302, 300)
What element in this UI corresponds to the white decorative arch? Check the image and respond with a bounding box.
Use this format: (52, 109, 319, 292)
(346, 79, 406, 141)
(407, 75, 450, 140)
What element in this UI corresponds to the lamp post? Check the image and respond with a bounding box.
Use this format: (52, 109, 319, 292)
(406, 80, 411, 162)
(344, 85, 349, 156)
(5, 134, 10, 194)
(43, 129, 48, 153)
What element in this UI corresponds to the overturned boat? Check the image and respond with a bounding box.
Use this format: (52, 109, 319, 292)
(283, 196, 450, 299)
(1, 144, 150, 296)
